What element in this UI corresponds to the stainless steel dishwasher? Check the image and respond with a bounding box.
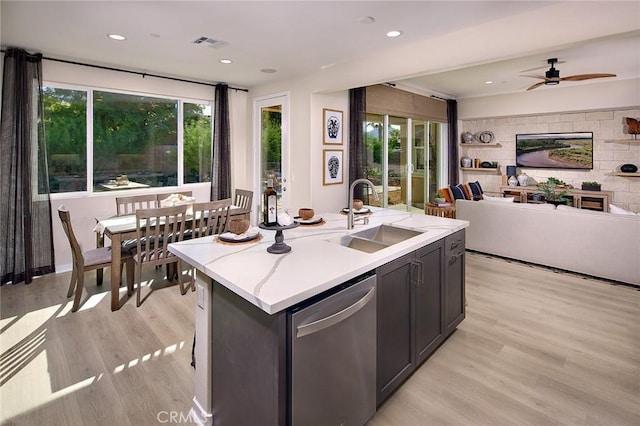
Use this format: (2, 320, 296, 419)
(289, 272, 377, 426)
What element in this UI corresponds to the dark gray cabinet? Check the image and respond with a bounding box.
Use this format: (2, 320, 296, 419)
(444, 230, 465, 337)
(376, 239, 446, 405)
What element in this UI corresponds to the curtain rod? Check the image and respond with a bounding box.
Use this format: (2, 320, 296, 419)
(1, 48, 249, 92)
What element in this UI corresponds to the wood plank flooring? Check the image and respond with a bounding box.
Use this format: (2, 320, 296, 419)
(1, 252, 638, 425)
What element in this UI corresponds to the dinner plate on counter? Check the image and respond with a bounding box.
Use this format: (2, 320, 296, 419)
(218, 227, 261, 243)
(341, 207, 371, 215)
(294, 216, 324, 225)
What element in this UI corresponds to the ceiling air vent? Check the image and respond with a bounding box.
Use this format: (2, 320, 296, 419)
(192, 36, 228, 49)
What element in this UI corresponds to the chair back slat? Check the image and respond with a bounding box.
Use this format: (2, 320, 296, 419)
(192, 199, 232, 237)
(116, 194, 159, 216)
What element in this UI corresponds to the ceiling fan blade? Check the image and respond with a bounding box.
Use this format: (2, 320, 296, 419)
(526, 81, 546, 91)
(561, 73, 617, 81)
(520, 74, 546, 80)
(519, 60, 566, 73)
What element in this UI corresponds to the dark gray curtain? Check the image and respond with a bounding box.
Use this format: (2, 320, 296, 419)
(348, 87, 367, 202)
(1, 48, 55, 285)
(210, 83, 231, 201)
(447, 99, 459, 186)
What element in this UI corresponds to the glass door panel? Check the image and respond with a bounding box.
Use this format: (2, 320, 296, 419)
(255, 93, 289, 218)
(412, 120, 428, 210)
(365, 114, 384, 207)
(387, 116, 408, 211)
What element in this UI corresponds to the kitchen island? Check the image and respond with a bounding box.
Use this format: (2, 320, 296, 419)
(169, 207, 468, 425)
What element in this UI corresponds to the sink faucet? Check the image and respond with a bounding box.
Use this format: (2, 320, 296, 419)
(348, 178, 380, 229)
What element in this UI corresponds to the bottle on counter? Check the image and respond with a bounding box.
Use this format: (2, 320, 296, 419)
(263, 179, 278, 226)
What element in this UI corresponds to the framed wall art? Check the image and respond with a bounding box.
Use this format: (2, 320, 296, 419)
(322, 149, 343, 185)
(323, 108, 343, 145)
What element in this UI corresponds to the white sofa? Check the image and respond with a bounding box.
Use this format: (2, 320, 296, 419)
(456, 199, 640, 285)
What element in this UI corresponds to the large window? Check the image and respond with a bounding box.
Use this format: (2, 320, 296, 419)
(43, 85, 213, 194)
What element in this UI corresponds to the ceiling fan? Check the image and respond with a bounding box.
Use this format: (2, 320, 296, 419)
(524, 58, 616, 91)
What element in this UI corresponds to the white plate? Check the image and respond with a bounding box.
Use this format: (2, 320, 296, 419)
(218, 227, 260, 242)
(341, 207, 371, 215)
(295, 216, 324, 225)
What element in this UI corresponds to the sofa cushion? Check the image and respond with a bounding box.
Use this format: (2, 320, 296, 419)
(468, 181, 483, 198)
(609, 204, 637, 215)
(437, 187, 454, 203)
(480, 194, 514, 202)
(450, 184, 470, 200)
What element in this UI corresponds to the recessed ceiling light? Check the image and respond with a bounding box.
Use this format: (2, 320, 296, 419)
(220, 59, 232, 64)
(149, 33, 161, 39)
(261, 68, 277, 74)
(485, 80, 494, 84)
(386, 30, 403, 38)
(358, 16, 375, 24)
(107, 34, 126, 41)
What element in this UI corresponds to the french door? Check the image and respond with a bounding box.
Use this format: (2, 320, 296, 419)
(254, 93, 290, 217)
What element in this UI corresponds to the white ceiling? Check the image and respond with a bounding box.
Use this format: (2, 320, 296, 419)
(1, 1, 639, 99)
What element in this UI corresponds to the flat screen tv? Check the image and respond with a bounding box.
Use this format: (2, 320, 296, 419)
(515, 132, 593, 169)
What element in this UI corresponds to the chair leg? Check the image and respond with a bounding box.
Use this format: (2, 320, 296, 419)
(177, 260, 188, 295)
(72, 272, 85, 312)
(67, 267, 78, 298)
(125, 259, 135, 296)
(97, 267, 103, 286)
(136, 261, 143, 307)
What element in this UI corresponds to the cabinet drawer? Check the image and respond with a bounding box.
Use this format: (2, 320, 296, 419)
(445, 230, 465, 257)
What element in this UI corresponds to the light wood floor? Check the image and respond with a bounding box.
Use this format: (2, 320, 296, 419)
(1, 253, 638, 425)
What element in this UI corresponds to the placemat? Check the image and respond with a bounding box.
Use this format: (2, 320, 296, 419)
(214, 233, 263, 245)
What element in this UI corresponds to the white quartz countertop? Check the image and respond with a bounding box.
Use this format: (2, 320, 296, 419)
(168, 207, 468, 314)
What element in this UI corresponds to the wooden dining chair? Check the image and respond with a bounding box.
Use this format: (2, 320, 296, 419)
(191, 199, 232, 238)
(116, 194, 159, 216)
(58, 205, 134, 312)
(132, 205, 190, 306)
(234, 189, 253, 214)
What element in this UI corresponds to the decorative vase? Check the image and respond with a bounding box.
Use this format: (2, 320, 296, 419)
(460, 156, 473, 168)
(620, 163, 638, 173)
(461, 132, 475, 144)
(508, 176, 518, 186)
(517, 173, 529, 186)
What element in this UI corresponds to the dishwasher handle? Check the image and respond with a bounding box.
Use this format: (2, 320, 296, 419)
(296, 287, 375, 338)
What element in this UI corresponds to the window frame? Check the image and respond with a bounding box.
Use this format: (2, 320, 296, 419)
(43, 81, 213, 198)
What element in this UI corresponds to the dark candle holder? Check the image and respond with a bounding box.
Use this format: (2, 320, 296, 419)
(258, 222, 299, 254)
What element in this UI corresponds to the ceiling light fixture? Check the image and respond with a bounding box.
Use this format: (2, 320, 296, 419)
(358, 16, 375, 24)
(386, 30, 403, 38)
(485, 80, 494, 84)
(220, 59, 232, 64)
(261, 68, 277, 74)
(107, 34, 126, 41)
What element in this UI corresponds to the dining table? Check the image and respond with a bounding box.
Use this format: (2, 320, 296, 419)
(95, 205, 250, 310)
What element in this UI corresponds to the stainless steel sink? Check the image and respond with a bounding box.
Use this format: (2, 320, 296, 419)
(340, 236, 389, 253)
(329, 224, 424, 253)
(352, 224, 423, 245)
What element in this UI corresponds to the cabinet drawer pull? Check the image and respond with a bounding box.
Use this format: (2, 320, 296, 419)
(448, 253, 461, 265)
(410, 260, 423, 287)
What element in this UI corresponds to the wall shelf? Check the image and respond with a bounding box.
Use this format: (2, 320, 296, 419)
(604, 139, 640, 144)
(606, 172, 640, 177)
(460, 167, 500, 173)
(460, 143, 502, 147)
